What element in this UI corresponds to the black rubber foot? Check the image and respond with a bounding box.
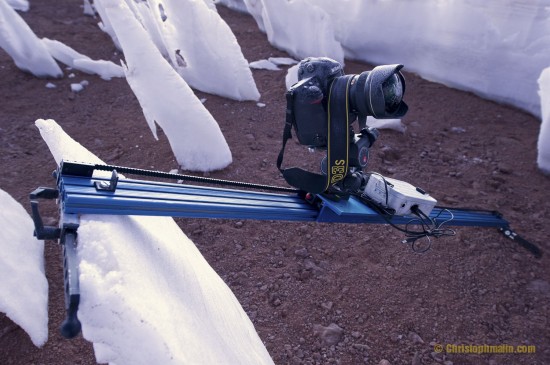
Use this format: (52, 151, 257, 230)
(60, 316, 82, 339)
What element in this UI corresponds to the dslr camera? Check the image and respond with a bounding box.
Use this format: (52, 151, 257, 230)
(279, 57, 437, 217)
(282, 57, 408, 192)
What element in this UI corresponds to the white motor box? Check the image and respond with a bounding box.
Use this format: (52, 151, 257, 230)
(362, 174, 437, 216)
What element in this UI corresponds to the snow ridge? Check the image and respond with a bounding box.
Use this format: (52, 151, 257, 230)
(0, 189, 48, 347)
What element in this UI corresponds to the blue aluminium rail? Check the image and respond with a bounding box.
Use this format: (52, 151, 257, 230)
(58, 173, 509, 228)
(30, 161, 541, 340)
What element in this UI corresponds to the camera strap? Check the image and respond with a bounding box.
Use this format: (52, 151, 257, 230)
(277, 75, 352, 193)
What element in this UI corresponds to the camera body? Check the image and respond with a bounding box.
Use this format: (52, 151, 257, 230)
(287, 57, 408, 170)
(281, 58, 438, 217)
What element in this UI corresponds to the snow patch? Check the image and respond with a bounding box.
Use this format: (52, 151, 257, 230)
(0, 0, 62, 77)
(83, 0, 94, 16)
(366, 116, 406, 133)
(6, 0, 28, 11)
(285, 64, 299, 90)
(268, 56, 298, 66)
(249, 59, 280, 71)
(35, 118, 274, 364)
(215, 0, 249, 13)
(0, 189, 48, 347)
(71, 83, 85, 93)
(102, 0, 232, 171)
(537, 67, 550, 174)
(147, 0, 260, 101)
(42, 38, 124, 80)
(243, 0, 344, 64)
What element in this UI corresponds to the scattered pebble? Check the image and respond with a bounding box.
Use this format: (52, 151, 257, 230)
(408, 331, 424, 344)
(294, 247, 309, 258)
(45, 82, 56, 89)
(313, 323, 344, 346)
(257, 102, 266, 108)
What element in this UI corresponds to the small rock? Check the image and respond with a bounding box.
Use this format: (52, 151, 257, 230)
(411, 352, 421, 365)
(313, 323, 344, 346)
(320, 301, 333, 310)
(304, 259, 323, 273)
(378, 360, 391, 365)
(354, 343, 370, 351)
(450, 126, 466, 133)
(294, 247, 309, 258)
(527, 279, 550, 297)
(497, 162, 512, 174)
(408, 331, 424, 344)
(431, 351, 444, 362)
(235, 221, 243, 228)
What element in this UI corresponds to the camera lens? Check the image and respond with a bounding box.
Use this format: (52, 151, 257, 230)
(382, 74, 403, 113)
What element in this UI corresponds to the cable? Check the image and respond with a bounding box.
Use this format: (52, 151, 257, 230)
(353, 173, 456, 253)
(403, 207, 456, 253)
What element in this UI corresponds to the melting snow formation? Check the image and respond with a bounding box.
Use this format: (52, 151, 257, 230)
(336, 0, 550, 118)
(0, 0, 62, 77)
(0, 189, 48, 347)
(41, 38, 124, 80)
(94, 0, 259, 101)
(35, 118, 274, 365)
(243, 0, 344, 64)
(7, 0, 28, 11)
(148, 0, 260, 101)
(537, 67, 550, 174)
(100, 0, 232, 171)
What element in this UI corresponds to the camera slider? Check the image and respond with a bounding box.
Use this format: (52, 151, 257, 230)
(30, 161, 541, 338)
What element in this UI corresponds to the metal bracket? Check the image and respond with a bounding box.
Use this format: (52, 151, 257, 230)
(30, 186, 83, 337)
(500, 227, 542, 258)
(94, 169, 118, 192)
(59, 213, 82, 339)
(29, 187, 61, 240)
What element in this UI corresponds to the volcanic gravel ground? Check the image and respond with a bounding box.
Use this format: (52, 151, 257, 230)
(0, 2, 549, 365)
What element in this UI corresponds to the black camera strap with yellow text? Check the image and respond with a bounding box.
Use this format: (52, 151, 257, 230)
(277, 75, 352, 193)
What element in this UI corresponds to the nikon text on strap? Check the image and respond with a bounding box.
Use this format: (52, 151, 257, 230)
(277, 75, 352, 193)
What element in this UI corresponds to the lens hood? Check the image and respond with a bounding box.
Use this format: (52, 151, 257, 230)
(364, 64, 408, 118)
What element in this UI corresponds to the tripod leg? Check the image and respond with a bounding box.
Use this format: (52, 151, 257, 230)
(59, 214, 82, 339)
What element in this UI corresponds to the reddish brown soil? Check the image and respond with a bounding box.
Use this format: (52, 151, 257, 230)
(0, 2, 549, 365)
